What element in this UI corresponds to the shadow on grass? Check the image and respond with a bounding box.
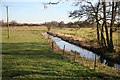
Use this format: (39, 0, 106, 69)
(2, 69, 120, 80)
(2, 42, 120, 80)
(2, 42, 66, 60)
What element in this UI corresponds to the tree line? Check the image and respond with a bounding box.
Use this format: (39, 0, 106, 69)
(43, 21, 108, 28)
(0, 20, 96, 28)
(0, 20, 42, 27)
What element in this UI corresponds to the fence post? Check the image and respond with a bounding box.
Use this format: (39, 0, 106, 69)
(94, 54, 96, 71)
(52, 41, 54, 50)
(48, 35, 50, 39)
(74, 51, 77, 61)
(63, 45, 65, 55)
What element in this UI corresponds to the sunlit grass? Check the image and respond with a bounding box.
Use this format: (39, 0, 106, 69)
(2, 26, 120, 79)
(51, 27, 119, 45)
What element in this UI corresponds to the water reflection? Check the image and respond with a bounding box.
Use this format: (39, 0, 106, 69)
(115, 64, 120, 68)
(106, 61, 114, 67)
(98, 55, 120, 68)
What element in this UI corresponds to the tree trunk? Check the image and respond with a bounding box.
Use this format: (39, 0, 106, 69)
(96, 21, 100, 44)
(109, 2, 118, 51)
(101, 22, 106, 48)
(102, 1, 109, 49)
(90, 1, 100, 44)
(96, 3, 100, 44)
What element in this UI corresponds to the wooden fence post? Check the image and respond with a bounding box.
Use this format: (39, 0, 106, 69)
(74, 51, 77, 61)
(94, 54, 96, 71)
(48, 35, 50, 39)
(52, 41, 54, 50)
(63, 45, 65, 55)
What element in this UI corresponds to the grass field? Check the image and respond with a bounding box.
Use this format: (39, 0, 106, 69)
(50, 27, 119, 45)
(1, 26, 120, 79)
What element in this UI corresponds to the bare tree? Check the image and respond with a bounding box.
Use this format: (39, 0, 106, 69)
(59, 21, 65, 28)
(44, 0, 120, 52)
(69, 0, 120, 52)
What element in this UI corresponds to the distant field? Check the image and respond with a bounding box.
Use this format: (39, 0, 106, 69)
(50, 27, 119, 45)
(1, 26, 120, 79)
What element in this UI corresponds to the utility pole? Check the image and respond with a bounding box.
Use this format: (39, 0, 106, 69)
(6, 6, 10, 38)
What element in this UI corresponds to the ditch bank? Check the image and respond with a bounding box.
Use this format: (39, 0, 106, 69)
(47, 31, 120, 64)
(42, 32, 120, 76)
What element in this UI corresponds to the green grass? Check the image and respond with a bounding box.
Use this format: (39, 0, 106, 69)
(50, 27, 119, 45)
(50, 27, 120, 62)
(1, 26, 120, 79)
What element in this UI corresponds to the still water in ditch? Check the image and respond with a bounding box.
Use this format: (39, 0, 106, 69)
(44, 33, 120, 69)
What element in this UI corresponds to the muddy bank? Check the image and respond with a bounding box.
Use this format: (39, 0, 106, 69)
(47, 32, 120, 64)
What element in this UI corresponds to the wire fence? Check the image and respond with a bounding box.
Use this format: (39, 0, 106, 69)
(49, 40, 120, 76)
(42, 32, 120, 76)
